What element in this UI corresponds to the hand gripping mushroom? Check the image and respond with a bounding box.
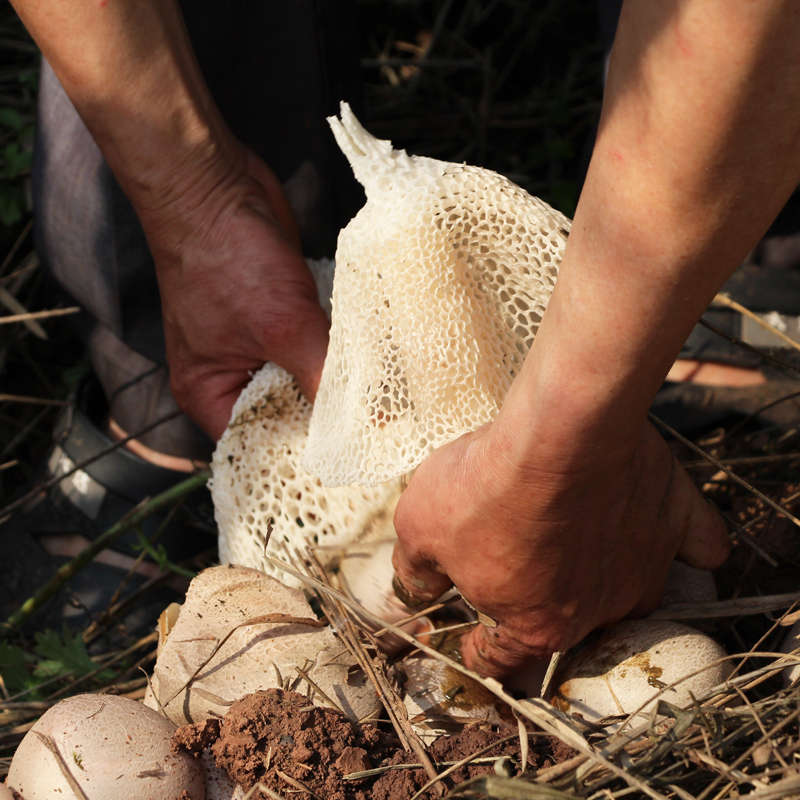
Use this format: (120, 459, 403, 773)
(5, 108, 735, 796)
(209, 104, 730, 732)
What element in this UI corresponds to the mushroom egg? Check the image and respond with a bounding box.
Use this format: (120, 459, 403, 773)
(6, 693, 204, 799)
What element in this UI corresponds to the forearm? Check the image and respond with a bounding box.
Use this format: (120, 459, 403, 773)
(10, 0, 327, 435)
(498, 0, 800, 463)
(10, 0, 238, 221)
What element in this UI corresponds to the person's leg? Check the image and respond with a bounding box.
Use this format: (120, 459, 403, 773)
(3, 1, 363, 630)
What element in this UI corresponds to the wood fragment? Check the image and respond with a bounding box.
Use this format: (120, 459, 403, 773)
(301, 546, 443, 794)
(275, 768, 324, 800)
(32, 731, 90, 800)
(650, 414, 800, 532)
(714, 292, 800, 354)
(294, 664, 344, 715)
(0, 304, 80, 326)
(651, 592, 800, 621)
(241, 782, 289, 800)
(408, 733, 522, 800)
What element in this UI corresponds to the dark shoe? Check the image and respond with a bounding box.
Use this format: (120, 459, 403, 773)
(0, 378, 216, 636)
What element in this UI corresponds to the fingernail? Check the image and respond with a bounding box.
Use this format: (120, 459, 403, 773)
(392, 574, 430, 608)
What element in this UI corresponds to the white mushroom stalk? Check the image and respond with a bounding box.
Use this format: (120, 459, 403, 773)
(335, 517, 436, 654)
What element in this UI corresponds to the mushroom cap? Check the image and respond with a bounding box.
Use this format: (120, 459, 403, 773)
(147, 564, 381, 726)
(303, 102, 570, 487)
(661, 562, 718, 607)
(6, 694, 204, 800)
(551, 620, 732, 725)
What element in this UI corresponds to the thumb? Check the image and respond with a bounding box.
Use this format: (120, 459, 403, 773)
(673, 476, 731, 570)
(268, 300, 330, 404)
(391, 537, 453, 608)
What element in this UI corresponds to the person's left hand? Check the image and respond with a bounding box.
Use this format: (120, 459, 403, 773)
(140, 146, 331, 440)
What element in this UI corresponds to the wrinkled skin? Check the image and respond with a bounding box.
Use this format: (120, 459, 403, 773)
(392, 420, 729, 677)
(142, 148, 330, 440)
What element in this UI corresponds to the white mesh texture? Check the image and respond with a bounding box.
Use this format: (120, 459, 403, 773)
(210, 258, 401, 586)
(303, 103, 571, 486)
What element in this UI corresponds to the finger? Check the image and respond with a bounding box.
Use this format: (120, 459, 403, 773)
(628, 572, 669, 620)
(460, 622, 549, 678)
(676, 498, 731, 570)
(175, 370, 248, 443)
(268, 301, 331, 403)
(391, 537, 453, 608)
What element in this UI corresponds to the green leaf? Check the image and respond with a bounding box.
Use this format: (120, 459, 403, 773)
(19, 72, 39, 91)
(3, 142, 31, 179)
(33, 626, 114, 682)
(0, 108, 23, 133)
(0, 183, 25, 226)
(545, 180, 578, 218)
(61, 362, 92, 391)
(0, 641, 31, 696)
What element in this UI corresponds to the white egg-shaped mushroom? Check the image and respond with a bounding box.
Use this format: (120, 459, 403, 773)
(551, 620, 732, 726)
(6, 694, 204, 800)
(337, 522, 433, 654)
(145, 564, 381, 726)
(781, 619, 800, 688)
(660, 562, 718, 607)
(402, 656, 506, 743)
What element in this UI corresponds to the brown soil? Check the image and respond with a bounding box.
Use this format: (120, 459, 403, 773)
(174, 689, 575, 799)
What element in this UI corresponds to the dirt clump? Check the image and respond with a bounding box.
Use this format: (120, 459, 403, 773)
(369, 726, 575, 800)
(175, 689, 393, 800)
(174, 688, 576, 799)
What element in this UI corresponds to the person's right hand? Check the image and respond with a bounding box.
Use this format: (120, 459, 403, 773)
(392, 415, 730, 678)
(136, 146, 330, 441)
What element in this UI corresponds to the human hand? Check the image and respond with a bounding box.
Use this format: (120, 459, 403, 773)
(140, 147, 330, 441)
(392, 418, 730, 678)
